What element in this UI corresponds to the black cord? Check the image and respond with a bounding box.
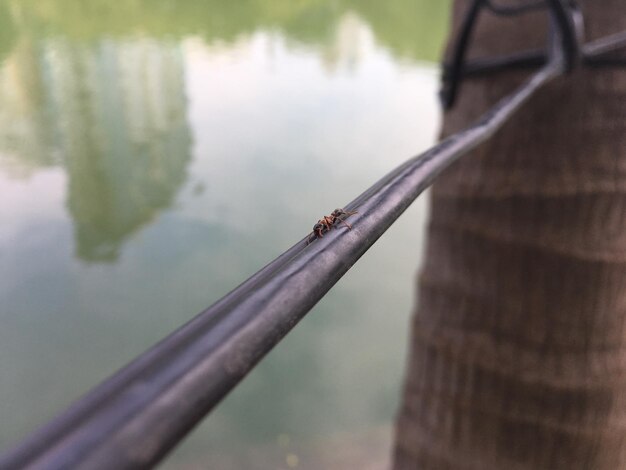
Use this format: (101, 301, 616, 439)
(485, 0, 547, 17)
(442, 49, 547, 81)
(440, 0, 484, 109)
(441, 0, 584, 109)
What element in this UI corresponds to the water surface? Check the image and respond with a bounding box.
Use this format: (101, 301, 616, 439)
(0, 1, 450, 467)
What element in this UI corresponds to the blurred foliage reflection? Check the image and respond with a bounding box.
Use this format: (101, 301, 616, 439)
(1, 0, 449, 61)
(0, 1, 450, 465)
(0, 0, 448, 262)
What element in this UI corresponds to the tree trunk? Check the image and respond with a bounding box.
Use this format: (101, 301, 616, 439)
(394, 1, 626, 468)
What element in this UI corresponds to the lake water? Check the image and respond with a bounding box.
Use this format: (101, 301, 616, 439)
(0, 1, 449, 468)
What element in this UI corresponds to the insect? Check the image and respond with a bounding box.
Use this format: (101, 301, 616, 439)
(307, 208, 358, 244)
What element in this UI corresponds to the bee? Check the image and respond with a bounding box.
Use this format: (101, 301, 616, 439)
(307, 208, 358, 244)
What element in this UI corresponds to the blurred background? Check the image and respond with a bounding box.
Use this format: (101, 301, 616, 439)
(0, 0, 450, 468)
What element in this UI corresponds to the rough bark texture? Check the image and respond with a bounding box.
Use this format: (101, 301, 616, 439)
(394, 1, 626, 469)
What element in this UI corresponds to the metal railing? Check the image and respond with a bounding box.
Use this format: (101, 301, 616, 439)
(1, 1, 624, 468)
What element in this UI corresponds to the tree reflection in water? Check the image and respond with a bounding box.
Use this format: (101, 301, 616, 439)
(0, 1, 449, 466)
(0, 36, 190, 261)
(0, 0, 447, 262)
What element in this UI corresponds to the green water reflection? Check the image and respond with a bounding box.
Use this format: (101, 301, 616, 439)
(2, 0, 448, 61)
(0, 0, 449, 468)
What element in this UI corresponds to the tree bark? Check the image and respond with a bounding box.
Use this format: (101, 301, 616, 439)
(394, 1, 626, 469)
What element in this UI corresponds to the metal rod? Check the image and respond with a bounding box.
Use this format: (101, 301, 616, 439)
(583, 30, 626, 57)
(0, 52, 563, 469)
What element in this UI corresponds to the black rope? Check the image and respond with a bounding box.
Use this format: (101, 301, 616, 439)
(440, 0, 605, 110)
(485, 0, 547, 17)
(439, 0, 484, 109)
(442, 30, 626, 82)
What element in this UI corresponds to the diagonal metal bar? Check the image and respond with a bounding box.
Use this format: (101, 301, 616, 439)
(0, 51, 563, 469)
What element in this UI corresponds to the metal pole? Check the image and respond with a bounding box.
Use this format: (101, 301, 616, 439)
(0, 54, 563, 469)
